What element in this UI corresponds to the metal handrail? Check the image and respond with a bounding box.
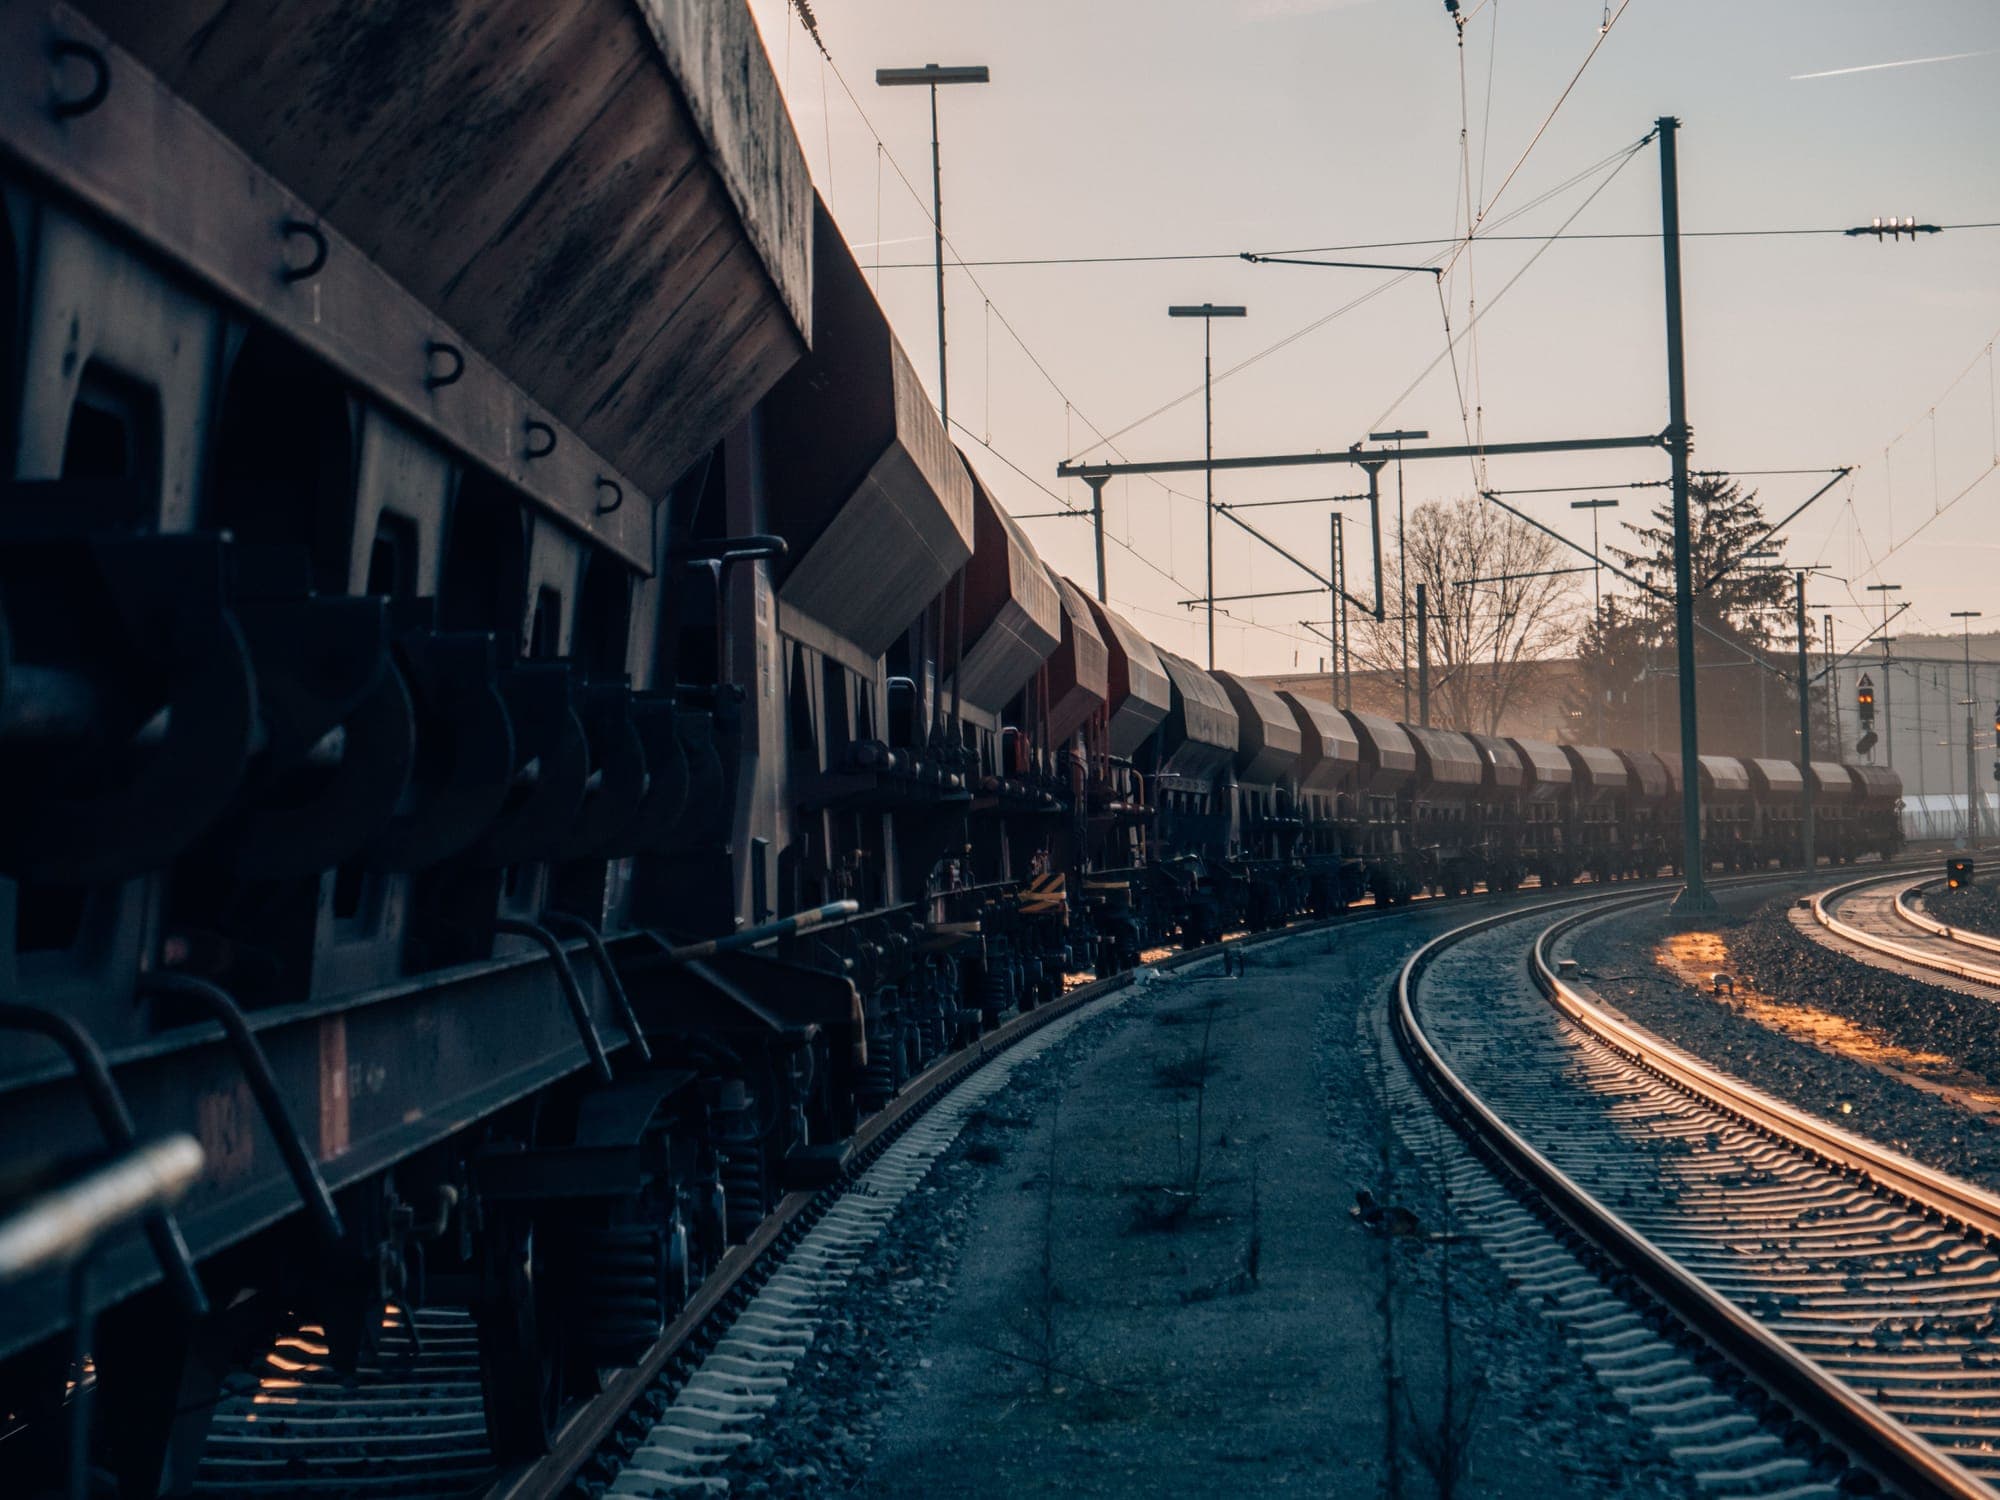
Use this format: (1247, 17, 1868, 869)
(0, 1135, 205, 1284)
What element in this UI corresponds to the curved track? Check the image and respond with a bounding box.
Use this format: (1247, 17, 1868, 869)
(497, 872, 1702, 1499)
(192, 863, 1944, 1499)
(486, 896, 1469, 1500)
(181, 893, 1500, 1500)
(1399, 883, 2000, 1498)
(1813, 872, 2000, 988)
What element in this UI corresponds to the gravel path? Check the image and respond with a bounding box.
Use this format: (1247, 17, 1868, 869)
(709, 910, 1698, 1498)
(1564, 882, 2000, 1193)
(698, 996, 1135, 1500)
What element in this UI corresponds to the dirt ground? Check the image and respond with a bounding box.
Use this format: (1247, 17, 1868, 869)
(846, 917, 1691, 1499)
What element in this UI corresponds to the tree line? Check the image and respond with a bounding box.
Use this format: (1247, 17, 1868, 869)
(1345, 478, 1826, 756)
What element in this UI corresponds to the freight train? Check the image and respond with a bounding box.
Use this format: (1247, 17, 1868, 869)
(0, 5, 1902, 1494)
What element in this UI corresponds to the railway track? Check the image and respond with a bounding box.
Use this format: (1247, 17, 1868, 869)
(181, 860, 1945, 1499)
(194, 890, 1466, 1500)
(190, 1309, 490, 1497)
(493, 891, 1502, 1500)
(1398, 880, 2000, 1497)
(1813, 872, 2000, 989)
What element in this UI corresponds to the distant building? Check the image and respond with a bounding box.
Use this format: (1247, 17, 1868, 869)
(1827, 630, 2000, 802)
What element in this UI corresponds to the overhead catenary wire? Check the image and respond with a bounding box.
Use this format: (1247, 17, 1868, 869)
(1477, 1, 1501, 211)
(806, 39, 1173, 504)
(1452, 3, 1488, 465)
(1843, 323, 2000, 591)
(1137, 146, 1707, 664)
(779, 0, 1983, 679)
(794, 20, 1330, 669)
(1437, 0, 1635, 281)
(1065, 136, 1656, 465)
(1373, 135, 1653, 444)
(948, 422, 1306, 652)
(862, 221, 2000, 270)
(1053, 99, 1657, 655)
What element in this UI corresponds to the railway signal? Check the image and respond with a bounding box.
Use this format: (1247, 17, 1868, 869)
(1855, 673, 1876, 756)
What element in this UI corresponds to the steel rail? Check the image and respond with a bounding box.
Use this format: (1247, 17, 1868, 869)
(1813, 871, 2000, 986)
(1532, 892, 2000, 1244)
(1895, 877, 2000, 958)
(486, 891, 1483, 1500)
(1395, 879, 1995, 1500)
(493, 857, 1934, 1499)
(489, 861, 1743, 1500)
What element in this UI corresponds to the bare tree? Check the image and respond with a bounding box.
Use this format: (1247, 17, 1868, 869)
(1354, 497, 1580, 734)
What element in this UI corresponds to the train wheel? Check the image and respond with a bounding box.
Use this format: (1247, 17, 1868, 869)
(476, 1215, 566, 1459)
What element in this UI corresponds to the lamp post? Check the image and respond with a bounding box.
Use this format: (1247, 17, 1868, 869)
(1371, 428, 1429, 719)
(1954, 610, 1984, 848)
(1572, 498, 1619, 742)
(1865, 583, 1900, 767)
(1168, 303, 1247, 668)
(876, 63, 990, 435)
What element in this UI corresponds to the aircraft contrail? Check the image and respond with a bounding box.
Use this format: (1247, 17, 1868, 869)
(1791, 48, 1995, 81)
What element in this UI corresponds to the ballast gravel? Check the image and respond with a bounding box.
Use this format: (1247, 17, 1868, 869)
(1919, 877, 2000, 941)
(713, 913, 1695, 1498)
(698, 994, 1137, 1500)
(1566, 883, 2000, 1194)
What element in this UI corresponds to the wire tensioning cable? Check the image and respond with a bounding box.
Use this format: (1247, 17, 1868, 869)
(1373, 134, 1653, 441)
(1062, 136, 1654, 465)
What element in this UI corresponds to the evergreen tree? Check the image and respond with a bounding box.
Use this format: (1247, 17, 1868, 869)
(1568, 477, 1819, 757)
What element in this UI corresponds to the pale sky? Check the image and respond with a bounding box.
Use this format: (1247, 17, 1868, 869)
(745, 0, 2000, 676)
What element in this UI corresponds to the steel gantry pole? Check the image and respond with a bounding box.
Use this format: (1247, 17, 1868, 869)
(1335, 514, 1352, 709)
(1657, 116, 1712, 913)
(1956, 610, 1984, 848)
(1205, 314, 1214, 668)
(1370, 430, 1428, 719)
(1416, 581, 1431, 728)
(1573, 497, 1620, 743)
(1400, 458, 1408, 718)
(1796, 571, 1815, 870)
(929, 82, 945, 425)
(1329, 513, 1340, 707)
(1084, 475, 1109, 602)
